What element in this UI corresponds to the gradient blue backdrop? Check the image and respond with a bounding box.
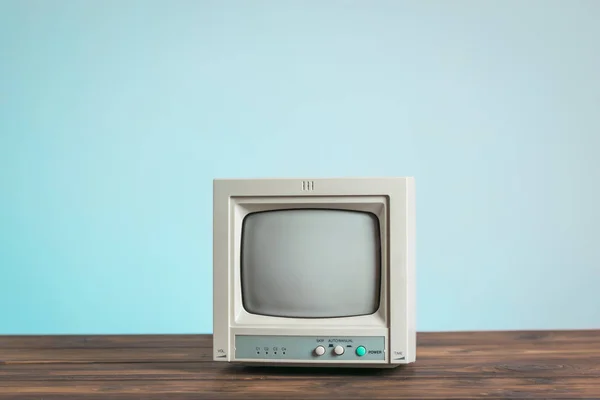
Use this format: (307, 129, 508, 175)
(1, 1, 599, 334)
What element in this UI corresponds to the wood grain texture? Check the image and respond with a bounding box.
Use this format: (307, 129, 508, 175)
(1, 331, 599, 399)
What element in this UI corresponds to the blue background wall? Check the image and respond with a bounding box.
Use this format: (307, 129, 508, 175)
(1, 1, 599, 334)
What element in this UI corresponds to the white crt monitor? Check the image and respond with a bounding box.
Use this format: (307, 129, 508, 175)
(213, 177, 415, 367)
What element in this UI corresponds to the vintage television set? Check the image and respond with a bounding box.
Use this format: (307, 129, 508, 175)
(213, 177, 415, 367)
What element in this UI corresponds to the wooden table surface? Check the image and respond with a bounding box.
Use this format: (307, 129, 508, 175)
(1, 330, 599, 399)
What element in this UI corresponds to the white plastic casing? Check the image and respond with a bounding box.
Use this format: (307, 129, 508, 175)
(213, 177, 416, 367)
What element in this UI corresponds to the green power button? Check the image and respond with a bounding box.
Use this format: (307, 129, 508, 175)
(356, 346, 366, 357)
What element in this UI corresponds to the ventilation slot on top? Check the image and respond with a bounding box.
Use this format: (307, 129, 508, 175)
(302, 180, 315, 191)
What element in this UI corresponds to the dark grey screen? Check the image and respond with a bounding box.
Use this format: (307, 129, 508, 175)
(241, 209, 381, 318)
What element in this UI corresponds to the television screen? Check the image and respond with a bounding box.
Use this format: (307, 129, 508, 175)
(241, 209, 381, 318)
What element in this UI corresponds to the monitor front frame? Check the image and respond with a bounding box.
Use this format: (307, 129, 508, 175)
(231, 196, 389, 328)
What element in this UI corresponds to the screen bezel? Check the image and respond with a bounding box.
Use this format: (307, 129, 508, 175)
(230, 196, 389, 329)
(239, 207, 383, 319)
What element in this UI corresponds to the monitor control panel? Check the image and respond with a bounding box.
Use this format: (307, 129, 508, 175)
(235, 335, 385, 361)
